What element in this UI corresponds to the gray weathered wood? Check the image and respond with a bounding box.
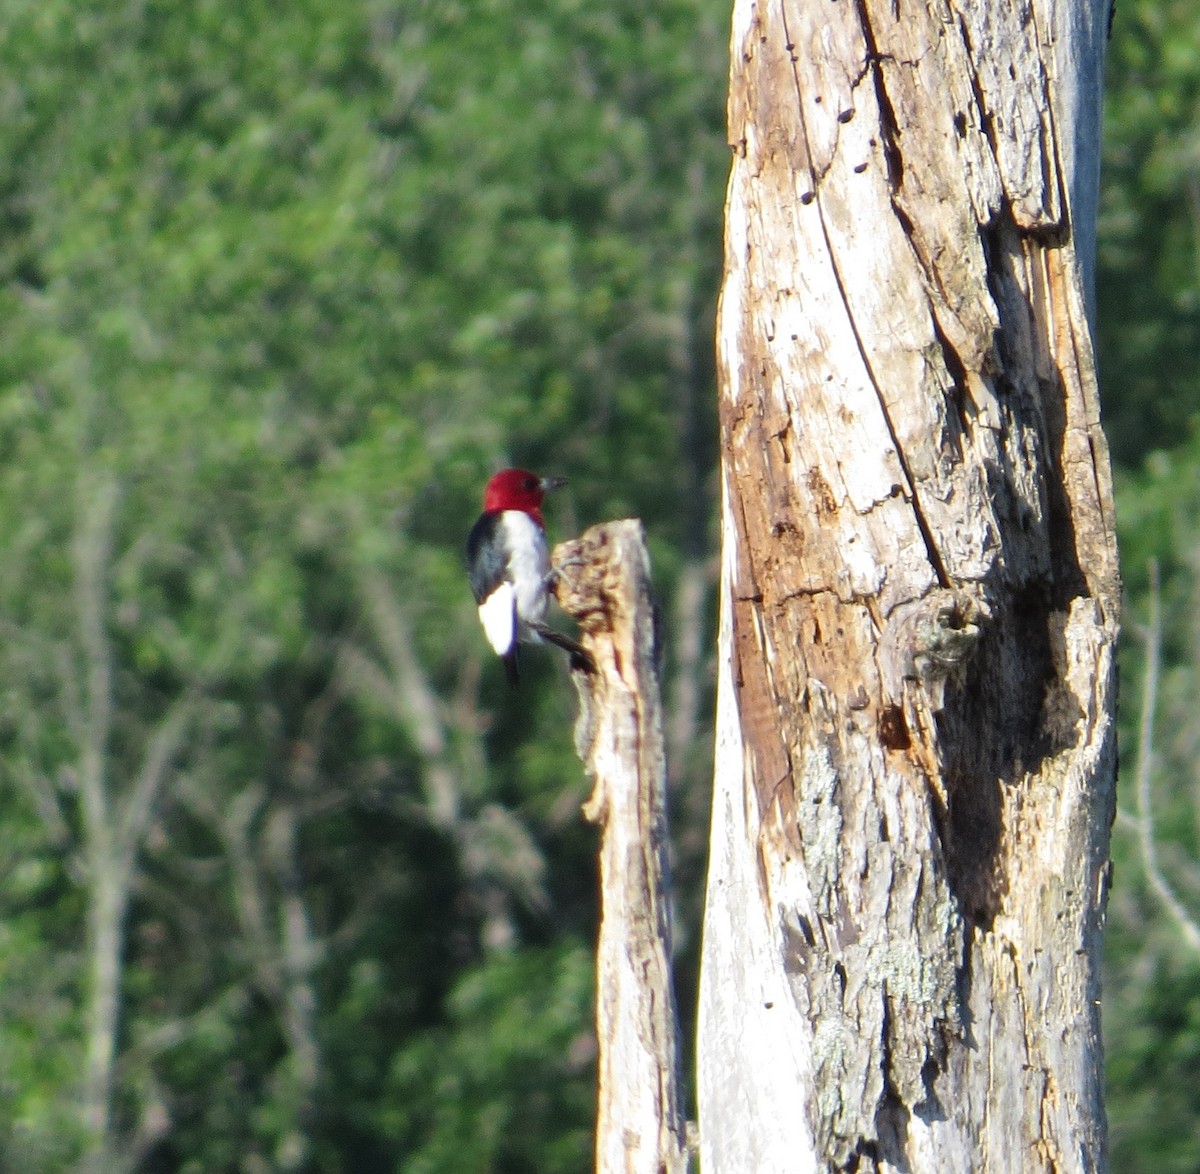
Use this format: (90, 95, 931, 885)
(552, 521, 690, 1174)
(698, 1, 1118, 1170)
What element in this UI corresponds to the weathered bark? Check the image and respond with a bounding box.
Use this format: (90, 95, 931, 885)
(698, 1, 1118, 1171)
(552, 521, 690, 1174)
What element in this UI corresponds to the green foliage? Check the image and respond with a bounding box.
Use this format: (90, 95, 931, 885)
(378, 944, 595, 1174)
(0, 826, 83, 1172)
(1107, 438, 1200, 1171)
(1107, 954, 1200, 1173)
(1098, 0, 1200, 463)
(1101, 1, 1200, 1150)
(0, 0, 724, 1167)
(5, 0, 1195, 1164)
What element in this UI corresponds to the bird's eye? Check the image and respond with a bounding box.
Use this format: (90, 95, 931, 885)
(523, 477, 538, 491)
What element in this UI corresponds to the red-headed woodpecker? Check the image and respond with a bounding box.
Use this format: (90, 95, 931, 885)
(466, 468, 591, 685)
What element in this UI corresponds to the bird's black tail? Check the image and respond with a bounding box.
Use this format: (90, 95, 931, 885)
(532, 623, 596, 675)
(502, 649, 520, 688)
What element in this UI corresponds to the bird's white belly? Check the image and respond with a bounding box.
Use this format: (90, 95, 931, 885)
(499, 511, 550, 631)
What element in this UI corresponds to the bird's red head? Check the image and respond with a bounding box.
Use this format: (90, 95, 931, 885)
(482, 468, 567, 526)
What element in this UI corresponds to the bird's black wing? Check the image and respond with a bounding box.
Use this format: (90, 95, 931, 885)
(465, 512, 509, 603)
(468, 512, 521, 686)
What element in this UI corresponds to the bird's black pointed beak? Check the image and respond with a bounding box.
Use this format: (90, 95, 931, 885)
(539, 476, 568, 493)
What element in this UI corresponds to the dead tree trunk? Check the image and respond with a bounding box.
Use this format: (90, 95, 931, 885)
(552, 521, 690, 1174)
(698, 1, 1118, 1171)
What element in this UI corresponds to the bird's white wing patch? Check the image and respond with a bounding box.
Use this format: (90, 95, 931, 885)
(478, 582, 517, 655)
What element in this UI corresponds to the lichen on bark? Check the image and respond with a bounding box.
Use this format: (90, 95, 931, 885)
(700, 0, 1117, 1169)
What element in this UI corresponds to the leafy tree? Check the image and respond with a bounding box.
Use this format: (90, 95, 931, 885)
(1098, 0, 1200, 463)
(0, 0, 726, 1167)
(1105, 439, 1200, 1173)
(1100, 4, 1200, 1168)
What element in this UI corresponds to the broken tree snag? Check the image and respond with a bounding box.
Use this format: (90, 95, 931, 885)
(551, 521, 690, 1174)
(699, 0, 1117, 1171)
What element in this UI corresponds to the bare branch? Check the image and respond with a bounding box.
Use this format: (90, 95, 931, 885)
(74, 471, 120, 855)
(351, 570, 461, 828)
(221, 784, 283, 998)
(114, 691, 197, 890)
(264, 804, 320, 1170)
(53, 637, 86, 745)
(1133, 559, 1200, 951)
(174, 725, 324, 1170)
(7, 749, 71, 847)
(118, 983, 253, 1072)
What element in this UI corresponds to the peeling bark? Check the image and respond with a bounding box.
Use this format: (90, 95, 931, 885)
(552, 521, 690, 1174)
(698, 1, 1117, 1170)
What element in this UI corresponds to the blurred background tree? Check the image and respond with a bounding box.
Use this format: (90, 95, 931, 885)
(1100, 2, 1200, 1172)
(0, 0, 1194, 1168)
(0, 1, 725, 1170)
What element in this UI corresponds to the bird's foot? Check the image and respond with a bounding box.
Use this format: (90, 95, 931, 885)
(544, 555, 587, 594)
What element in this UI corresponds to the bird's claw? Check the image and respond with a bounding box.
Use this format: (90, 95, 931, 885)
(545, 554, 587, 594)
